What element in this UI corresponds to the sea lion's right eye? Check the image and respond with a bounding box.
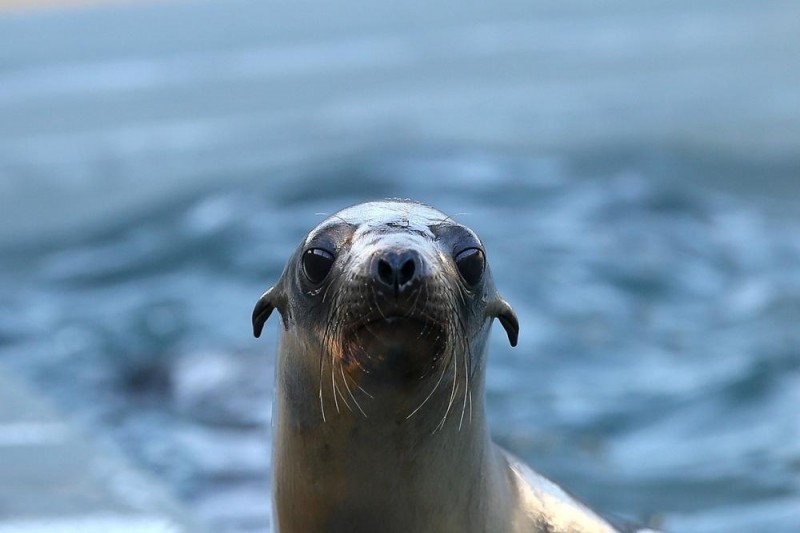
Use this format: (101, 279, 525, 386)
(302, 248, 335, 284)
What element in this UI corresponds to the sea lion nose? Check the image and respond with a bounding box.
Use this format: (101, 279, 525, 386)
(373, 250, 421, 295)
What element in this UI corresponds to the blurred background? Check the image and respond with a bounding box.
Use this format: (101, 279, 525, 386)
(1, 0, 799, 531)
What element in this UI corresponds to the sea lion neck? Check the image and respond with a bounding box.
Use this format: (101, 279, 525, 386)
(272, 332, 507, 532)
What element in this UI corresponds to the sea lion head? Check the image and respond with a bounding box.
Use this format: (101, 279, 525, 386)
(253, 199, 518, 421)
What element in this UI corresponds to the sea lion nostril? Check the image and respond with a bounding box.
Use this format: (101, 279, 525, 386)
(377, 258, 395, 287)
(399, 258, 415, 286)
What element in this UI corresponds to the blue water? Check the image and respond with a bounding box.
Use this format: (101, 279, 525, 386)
(1, 149, 799, 532)
(2, 0, 800, 531)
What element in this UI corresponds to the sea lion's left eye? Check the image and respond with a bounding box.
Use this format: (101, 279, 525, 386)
(454, 248, 485, 287)
(303, 248, 335, 284)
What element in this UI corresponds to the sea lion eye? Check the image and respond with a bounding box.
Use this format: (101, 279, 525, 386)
(455, 248, 485, 286)
(303, 248, 335, 284)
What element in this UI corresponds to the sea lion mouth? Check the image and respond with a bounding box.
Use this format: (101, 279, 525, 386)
(340, 311, 448, 381)
(357, 313, 426, 328)
(349, 314, 443, 349)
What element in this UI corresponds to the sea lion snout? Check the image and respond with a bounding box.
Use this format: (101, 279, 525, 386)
(371, 248, 422, 297)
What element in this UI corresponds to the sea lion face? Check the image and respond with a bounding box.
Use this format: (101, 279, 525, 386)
(253, 200, 518, 410)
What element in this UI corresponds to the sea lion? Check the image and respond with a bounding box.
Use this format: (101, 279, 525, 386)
(253, 200, 644, 533)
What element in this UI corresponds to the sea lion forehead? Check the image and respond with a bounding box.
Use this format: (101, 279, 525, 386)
(335, 200, 448, 231)
(307, 200, 453, 243)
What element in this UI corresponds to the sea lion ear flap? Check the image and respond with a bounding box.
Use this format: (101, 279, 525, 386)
(489, 296, 519, 347)
(252, 287, 277, 338)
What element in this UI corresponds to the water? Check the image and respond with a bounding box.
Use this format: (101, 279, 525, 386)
(1, 149, 799, 532)
(2, 0, 800, 531)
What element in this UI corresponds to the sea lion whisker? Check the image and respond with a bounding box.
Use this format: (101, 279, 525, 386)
(468, 389, 473, 424)
(328, 315, 354, 415)
(435, 328, 460, 433)
(319, 386, 327, 422)
(341, 365, 367, 417)
(354, 380, 374, 399)
(321, 280, 336, 304)
(452, 284, 469, 310)
(328, 329, 344, 415)
(318, 302, 342, 423)
(458, 322, 471, 431)
(331, 362, 340, 414)
(332, 365, 353, 413)
(319, 344, 327, 423)
(406, 343, 450, 420)
(406, 280, 426, 318)
(446, 294, 472, 432)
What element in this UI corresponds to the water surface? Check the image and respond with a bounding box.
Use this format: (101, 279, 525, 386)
(1, 149, 799, 532)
